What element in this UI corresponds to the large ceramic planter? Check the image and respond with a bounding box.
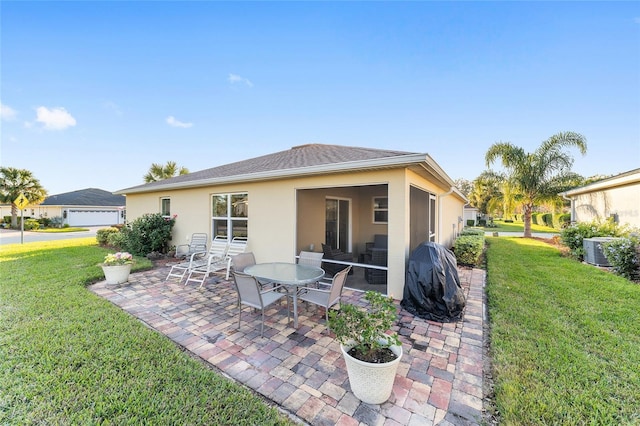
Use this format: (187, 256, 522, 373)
(341, 338, 403, 404)
(101, 264, 132, 285)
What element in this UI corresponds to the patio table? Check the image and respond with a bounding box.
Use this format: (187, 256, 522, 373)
(244, 262, 325, 328)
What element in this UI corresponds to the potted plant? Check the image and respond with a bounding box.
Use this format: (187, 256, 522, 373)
(100, 252, 134, 285)
(328, 291, 403, 404)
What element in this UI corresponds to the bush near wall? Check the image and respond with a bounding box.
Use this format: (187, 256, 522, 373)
(96, 227, 121, 246)
(602, 236, 640, 281)
(24, 219, 40, 230)
(454, 228, 485, 266)
(560, 220, 630, 260)
(120, 213, 176, 256)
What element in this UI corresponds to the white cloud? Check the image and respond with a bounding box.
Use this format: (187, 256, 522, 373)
(228, 73, 253, 87)
(35, 106, 77, 130)
(166, 116, 193, 128)
(1, 102, 17, 121)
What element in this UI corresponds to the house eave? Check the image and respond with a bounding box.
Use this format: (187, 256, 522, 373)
(116, 153, 445, 195)
(560, 169, 640, 197)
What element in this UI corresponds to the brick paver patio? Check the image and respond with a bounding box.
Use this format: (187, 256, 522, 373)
(90, 264, 486, 425)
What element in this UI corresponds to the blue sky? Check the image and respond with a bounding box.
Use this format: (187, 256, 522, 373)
(1, 1, 639, 195)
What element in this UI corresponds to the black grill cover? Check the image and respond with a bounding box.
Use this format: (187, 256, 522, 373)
(401, 242, 466, 322)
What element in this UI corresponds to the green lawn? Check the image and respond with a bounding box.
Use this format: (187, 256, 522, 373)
(486, 237, 640, 424)
(33, 227, 89, 233)
(482, 219, 559, 234)
(0, 239, 294, 425)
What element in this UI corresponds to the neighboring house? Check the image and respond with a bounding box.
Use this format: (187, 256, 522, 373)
(117, 144, 467, 296)
(560, 168, 640, 229)
(32, 188, 125, 226)
(463, 205, 479, 226)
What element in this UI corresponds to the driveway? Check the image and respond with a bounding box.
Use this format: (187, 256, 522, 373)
(0, 226, 104, 245)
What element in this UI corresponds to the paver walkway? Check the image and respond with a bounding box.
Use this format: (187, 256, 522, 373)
(90, 264, 486, 425)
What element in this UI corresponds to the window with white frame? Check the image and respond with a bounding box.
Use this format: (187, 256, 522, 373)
(161, 197, 171, 217)
(373, 196, 388, 224)
(212, 193, 248, 239)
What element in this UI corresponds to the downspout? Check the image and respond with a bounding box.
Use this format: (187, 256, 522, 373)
(437, 187, 455, 245)
(562, 193, 575, 223)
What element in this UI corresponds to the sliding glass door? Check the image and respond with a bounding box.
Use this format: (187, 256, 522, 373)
(325, 198, 350, 251)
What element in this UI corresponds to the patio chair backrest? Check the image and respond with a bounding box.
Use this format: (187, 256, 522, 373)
(226, 237, 248, 259)
(298, 251, 323, 268)
(232, 252, 256, 273)
(329, 266, 350, 306)
(189, 233, 208, 253)
(232, 271, 263, 308)
(210, 235, 229, 259)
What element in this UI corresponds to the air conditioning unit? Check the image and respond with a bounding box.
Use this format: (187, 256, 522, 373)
(583, 237, 619, 267)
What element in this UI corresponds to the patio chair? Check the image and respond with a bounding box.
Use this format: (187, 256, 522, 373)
(232, 252, 273, 288)
(178, 235, 229, 287)
(298, 265, 351, 324)
(174, 233, 208, 259)
(232, 271, 290, 337)
(188, 237, 248, 286)
(365, 248, 388, 285)
(297, 250, 330, 288)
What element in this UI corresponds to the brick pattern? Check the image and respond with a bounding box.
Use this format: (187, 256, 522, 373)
(90, 265, 486, 425)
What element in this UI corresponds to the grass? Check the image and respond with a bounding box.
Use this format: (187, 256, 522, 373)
(486, 237, 640, 425)
(33, 227, 89, 233)
(482, 219, 558, 234)
(0, 239, 294, 425)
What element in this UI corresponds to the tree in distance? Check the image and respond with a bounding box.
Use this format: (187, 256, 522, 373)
(143, 161, 190, 183)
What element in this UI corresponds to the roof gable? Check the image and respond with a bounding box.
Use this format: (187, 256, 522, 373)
(41, 188, 126, 206)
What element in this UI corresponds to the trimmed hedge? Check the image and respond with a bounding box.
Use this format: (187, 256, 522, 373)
(454, 228, 485, 266)
(96, 227, 120, 246)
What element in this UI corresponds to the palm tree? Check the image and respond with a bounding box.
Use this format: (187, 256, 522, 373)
(143, 161, 189, 183)
(0, 167, 48, 228)
(468, 171, 503, 216)
(485, 131, 587, 237)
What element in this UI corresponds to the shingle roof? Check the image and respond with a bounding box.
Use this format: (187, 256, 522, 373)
(117, 143, 447, 194)
(41, 188, 125, 206)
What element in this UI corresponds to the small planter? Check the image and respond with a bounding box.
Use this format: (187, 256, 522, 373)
(101, 264, 132, 285)
(341, 338, 403, 404)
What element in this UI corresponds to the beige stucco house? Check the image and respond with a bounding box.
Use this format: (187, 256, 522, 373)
(560, 168, 640, 229)
(117, 144, 467, 296)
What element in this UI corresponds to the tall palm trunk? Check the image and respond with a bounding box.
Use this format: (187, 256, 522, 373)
(523, 203, 533, 238)
(11, 204, 19, 228)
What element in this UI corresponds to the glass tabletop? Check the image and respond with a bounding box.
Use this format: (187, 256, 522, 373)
(244, 262, 325, 286)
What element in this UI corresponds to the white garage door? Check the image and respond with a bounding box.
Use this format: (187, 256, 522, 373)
(67, 209, 120, 226)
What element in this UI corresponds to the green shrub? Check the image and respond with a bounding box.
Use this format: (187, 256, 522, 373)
(454, 234, 485, 266)
(478, 219, 487, 227)
(96, 227, 120, 246)
(560, 220, 629, 260)
(541, 213, 553, 228)
(107, 230, 126, 250)
(49, 216, 64, 228)
(121, 213, 176, 256)
(38, 217, 52, 228)
(466, 219, 475, 227)
(460, 228, 484, 237)
(601, 236, 640, 281)
(24, 218, 40, 230)
(552, 213, 571, 229)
